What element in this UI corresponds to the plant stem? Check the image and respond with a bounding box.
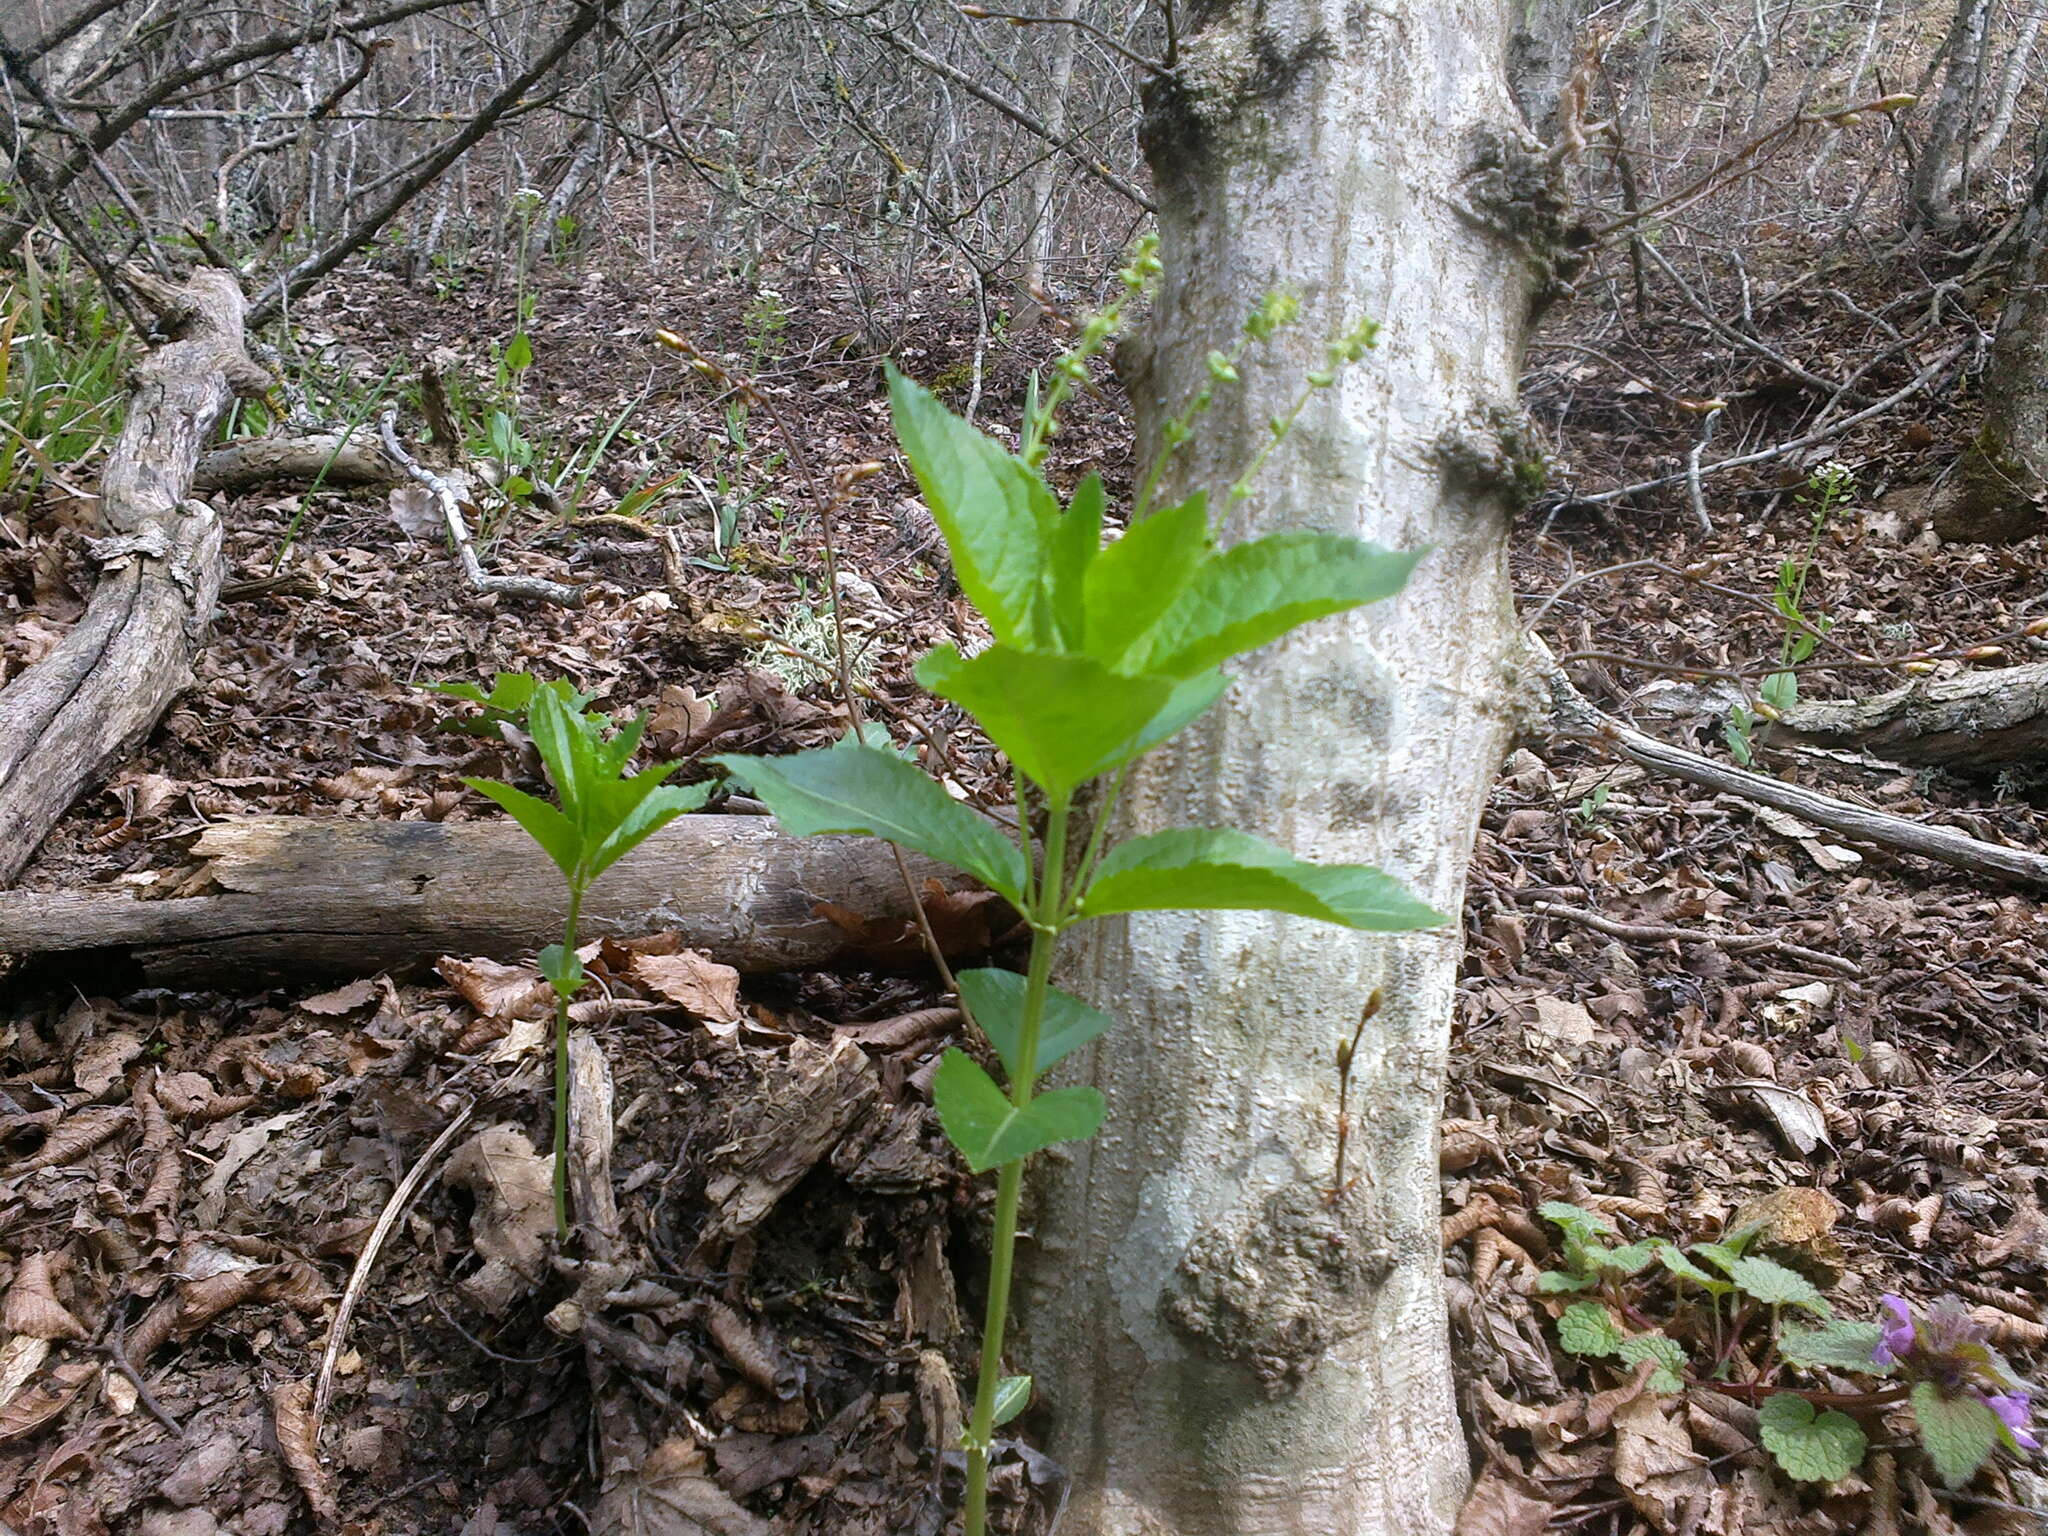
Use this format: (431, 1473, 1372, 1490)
(962, 801, 1068, 1536)
(553, 883, 584, 1241)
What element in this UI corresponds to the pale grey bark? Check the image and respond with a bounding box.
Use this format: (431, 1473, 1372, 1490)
(1910, 0, 1991, 230)
(1021, 0, 1081, 292)
(1016, 3, 1543, 1532)
(1934, 119, 2048, 541)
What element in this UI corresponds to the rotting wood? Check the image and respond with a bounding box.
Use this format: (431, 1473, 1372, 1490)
(0, 814, 984, 984)
(0, 267, 266, 887)
(1764, 659, 2048, 769)
(1533, 638, 2048, 890)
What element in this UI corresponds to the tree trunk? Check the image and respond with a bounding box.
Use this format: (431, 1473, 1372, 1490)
(1933, 120, 2048, 542)
(1019, 0, 1081, 295)
(0, 815, 982, 985)
(1018, 6, 1543, 1532)
(0, 269, 264, 887)
(1910, 0, 1991, 231)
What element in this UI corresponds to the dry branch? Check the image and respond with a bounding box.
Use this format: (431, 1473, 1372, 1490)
(0, 269, 264, 888)
(0, 815, 985, 984)
(1765, 660, 2048, 769)
(1532, 639, 2048, 890)
(192, 429, 404, 493)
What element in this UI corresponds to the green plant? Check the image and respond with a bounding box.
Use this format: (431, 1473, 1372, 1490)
(1573, 784, 1613, 824)
(0, 249, 130, 502)
(463, 689, 712, 1237)
(1730, 461, 1855, 762)
(714, 331, 1435, 1530)
(423, 671, 598, 738)
(1537, 1204, 2039, 1490)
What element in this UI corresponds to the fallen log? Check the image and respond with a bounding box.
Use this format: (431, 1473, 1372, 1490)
(0, 268, 267, 886)
(1532, 638, 2048, 891)
(1763, 659, 2048, 770)
(0, 815, 986, 985)
(191, 429, 403, 493)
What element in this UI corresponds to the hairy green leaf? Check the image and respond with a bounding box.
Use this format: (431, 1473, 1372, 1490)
(1779, 1321, 1889, 1374)
(1912, 1383, 2002, 1487)
(914, 643, 1174, 799)
(1759, 1393, 1867, 1483)
(1537, 1201, 1617, 1242)
(1122, 533, 1421, 678)
(888, 368, 1056, 647)
(956, 969, 1114, 1082)
(1616, 1332, 1688, 1393)
(1656, 1243, 1731, 1292)
(1557, 1301, 1624, 1359)
(1729, 1255, 1831, 1314)
(1535, 1270, 1598, 1294)
(1601, 1241, 1660, 1276)
(1077, 828, 1445, 930)
(712, 738, 1027, 906)
(931, 1050, 1104, 1172)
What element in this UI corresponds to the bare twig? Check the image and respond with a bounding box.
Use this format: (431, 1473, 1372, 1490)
(377, 408, 583, 607)
(1527, 900, 1864, 977)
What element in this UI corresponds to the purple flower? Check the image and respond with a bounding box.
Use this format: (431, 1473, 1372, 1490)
(1987, 1391, 2040, 1452)
(1875, 1294, 1916, 1367)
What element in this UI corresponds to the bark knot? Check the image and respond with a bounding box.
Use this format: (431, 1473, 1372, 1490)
(1161, 1182, 1392, 1396)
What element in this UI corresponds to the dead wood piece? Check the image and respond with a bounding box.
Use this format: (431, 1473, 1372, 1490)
(1765, 659, 2048, 769)
(701, 1034, 882, 1242)
(378, 406, 581, 606)
(1533, 637, 2048, 891)
(0, 268, 257, 887)
(0, 814, 984, 984)
(1527, 900, 1864, 977)
(191, 428, 403, 492)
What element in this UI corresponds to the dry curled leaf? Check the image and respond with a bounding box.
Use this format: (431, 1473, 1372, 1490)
(298, 978, 380, 1016)
(5, 1106, 133, 1174)
(2, 1253, 87, 1341)
(703, 1300, 798, 1399)
(437, 954, 551, 1021)
(0, 1360, 93, 1442)
(271, 1378, 338, 1520)
(630, 949, 742, 1023)
(443, 1125, 554, 1312)
(590, 1436, 775, 1536)
(1454, 1464, 1558, 1536)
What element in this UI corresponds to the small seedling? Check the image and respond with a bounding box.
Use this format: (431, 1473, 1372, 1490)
(717, 273, 1436, 1532)
(424, 671, 597, 739)
(464, 689, 712, 1237)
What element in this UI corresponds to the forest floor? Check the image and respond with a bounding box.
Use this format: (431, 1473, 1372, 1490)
(2, 235, 2046, 1536)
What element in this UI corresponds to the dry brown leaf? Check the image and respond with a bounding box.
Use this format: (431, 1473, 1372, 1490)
(271, 1378, 338, 1520)
(299, 978, 380, 1016)
(437, 955, 552, 1021)
(73, 1029, 144, 1096)
(0, 1360, 93, 1442)
(2, 1253, 88, 1341)
(630, 949, 742, 1021)
(443, 1125, 554, 1311)
(5, 1106, 132, 1174)
(1612, 1394, 1713, 1533)
(0, 1335, 50, 1414)
(1454, 1465, 1557, 1536)
(589, 1437, 775, 1536)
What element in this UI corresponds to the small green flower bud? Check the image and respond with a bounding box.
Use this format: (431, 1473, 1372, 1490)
(1206, 349, 1239, 384)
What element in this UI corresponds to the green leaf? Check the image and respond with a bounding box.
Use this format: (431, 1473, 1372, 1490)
(1656, 1243, 1731, 1293)
(1126, 669, 1232, 759)
(585, 777, 715, 880)
(504, 331, 533, 374)
(931, 1050, 1105, 1173)
(1759, 1393, 1867, 1483)
(914, 643, 1174, 800)
(956, 968, 1114, 1082)
(712, 739, 1027, 907)
(1535, 1270, 1597, 1294)
(538, 943, 583, 998)
(1691, 1240, 1749, 1278)
(1779, 1321, 1889, 1374)
(1537, 1201, 1617, 1242)
(888, 368, 1056, 647)
(1122, 533, 1422, 678)
(527, 688, 592, 828)
(1082, 492, 1211, 668)
(1729, 1255, 1831, 1315)
(1912, 1383, 2002, 1487)
(1600, 1241, 1660, 1276)
(1047, 476, 1103, 649)
(1616, 1332, 1688, 1393)
(990, 1375, 1031, 1427)
(1077, 828, 1445, 931)
(465, 778, 582, 882)
(1557, 1301, 1624, 1359)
